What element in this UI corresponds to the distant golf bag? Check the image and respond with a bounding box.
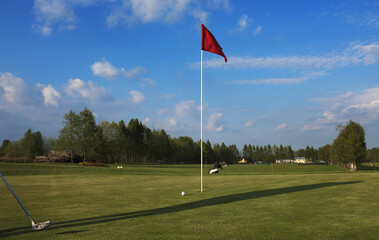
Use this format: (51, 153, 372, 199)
(0, 171, 51, 230)
(208, 162, 226, 174)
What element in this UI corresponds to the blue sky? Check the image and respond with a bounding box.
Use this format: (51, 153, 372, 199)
(0, 0, 378, 150)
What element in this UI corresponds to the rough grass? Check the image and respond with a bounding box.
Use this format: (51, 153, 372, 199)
(0, 163, 378, 239)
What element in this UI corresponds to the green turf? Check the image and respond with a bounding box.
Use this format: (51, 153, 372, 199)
(0, 163, 378, 239)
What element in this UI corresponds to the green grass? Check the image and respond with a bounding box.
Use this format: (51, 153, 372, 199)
(0, 163, 378, 239)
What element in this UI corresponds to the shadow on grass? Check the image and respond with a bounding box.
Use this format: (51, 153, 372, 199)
(358, 166, 379, 171)
(0, 181, 362, 237)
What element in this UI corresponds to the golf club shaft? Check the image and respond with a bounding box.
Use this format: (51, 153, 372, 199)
(0, 171, 35, 223)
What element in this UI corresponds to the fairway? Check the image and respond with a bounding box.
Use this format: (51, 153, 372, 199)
(0, 163, 378, 240)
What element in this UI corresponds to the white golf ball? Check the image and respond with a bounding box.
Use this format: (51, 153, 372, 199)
(181, 191, 186, 196)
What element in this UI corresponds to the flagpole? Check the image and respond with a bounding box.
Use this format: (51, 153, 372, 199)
(201, 49, 203, 193)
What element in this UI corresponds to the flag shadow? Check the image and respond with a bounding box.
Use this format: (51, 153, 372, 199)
(0, 181, 361, 237)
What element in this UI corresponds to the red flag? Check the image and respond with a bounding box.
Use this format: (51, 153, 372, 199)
(201, 24, 227, 63)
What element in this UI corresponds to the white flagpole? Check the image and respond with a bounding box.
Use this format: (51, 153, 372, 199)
(201, 49, 203, 193)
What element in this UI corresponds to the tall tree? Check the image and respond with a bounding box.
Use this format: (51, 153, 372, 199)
(278, 144, 285, 160)
(99, 120, 121, 163)
(228, 144, 240, 163)
(295, 148, 305, 158)
(172, 136, 199, 164)
(304, 146, 312, 161)
(57, 110, 79, 163)
(0, 139, 10, 157)
(330, 120, 366, 168)
(4, 140, 23, 161)
(76, 108, 98, 161)
(23, 129, 33, 162)
(126, 118, 146, 162)
(203, 139, 214, 164)
(366, 147, 379, 167)
(242, 144, 251, 161)
(20, 129, 44, 162)
(118, 120, 128, 161)
(286, 145, 294, 160)
(319, 144, 331, 163)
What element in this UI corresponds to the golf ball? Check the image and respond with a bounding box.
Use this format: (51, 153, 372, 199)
(181, 191, 186, 196)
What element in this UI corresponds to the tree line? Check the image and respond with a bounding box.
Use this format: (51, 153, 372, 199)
(0, 108, 377, 167)
(0, 129, 52, 162)
(241, 144, 294, 163)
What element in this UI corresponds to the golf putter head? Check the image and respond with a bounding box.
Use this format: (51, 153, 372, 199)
(32, 220, 51, 230)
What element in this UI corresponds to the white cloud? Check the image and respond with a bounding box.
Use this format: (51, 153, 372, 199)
(199, 43, 379, 70)
(306, 87, 379, 129)
(161, 117, 178, 131)
(165, 94, 176, 99)
(167, 117, 177, 128)
(33, 0, 231, 34)
(157, 108, 169, 115)
(322, 110, 336, 120)
(124, 66, 148, 78)
(91, 59, 120, 80)
(124, 66, 156, 86)
(236, 14, 249, 31)
(156, 99, 200, 132)
(325, 2, 379, 29)
(232, 77, 307, 85)
(175, 100, 199, 118)
(142, 117, 150, 125)
(64, 78, 111, 103)
(229, 72, 328, 85)
(129, 90, 145, 104)
(33, 0, 78, 36)
(302, 124, 321, 131)
(191, 9, 208, 23)
(0, 72, 26, 103)
(245, 116, 265, 127)
(342, 88, 379, 113)
(91, 59, 155, 85)
(352, 43, 379, 64)
(206, 113, 224, 132)
(253, 25, 262, 35)
(136, 77, 155, 87)
(106, 0, 231, 28)
(275, 123, 287, 131)
(37, 83, 61, 107)
(206, 0, 231, 11)
(0, 72, 66, 135)
(106, 0, 194, 27)
(33, 24, 53, 36)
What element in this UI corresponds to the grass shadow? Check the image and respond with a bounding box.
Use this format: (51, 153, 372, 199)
(358, 166, 379, 171)
(0, 181, 362, 237)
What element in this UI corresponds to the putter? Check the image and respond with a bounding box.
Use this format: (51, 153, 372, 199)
(0, 171, 51, 230)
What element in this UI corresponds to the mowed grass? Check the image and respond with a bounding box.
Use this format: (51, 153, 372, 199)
(0, 163, 378, 240)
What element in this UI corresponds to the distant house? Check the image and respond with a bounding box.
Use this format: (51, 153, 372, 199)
(33, 150, 73, 163)
(239, 158, 247, 164)
(34, 156, 49, 163)
(276, 157, 310, 164)
(275, 159, 294, 164)
(294, 157, 307, 164)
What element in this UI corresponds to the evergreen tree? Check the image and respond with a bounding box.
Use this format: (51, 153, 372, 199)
(0, 139, 10, 157)
(203, 140, 214, 164)
(366, 147, 379, 167)
(319, 144, 330, 163)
